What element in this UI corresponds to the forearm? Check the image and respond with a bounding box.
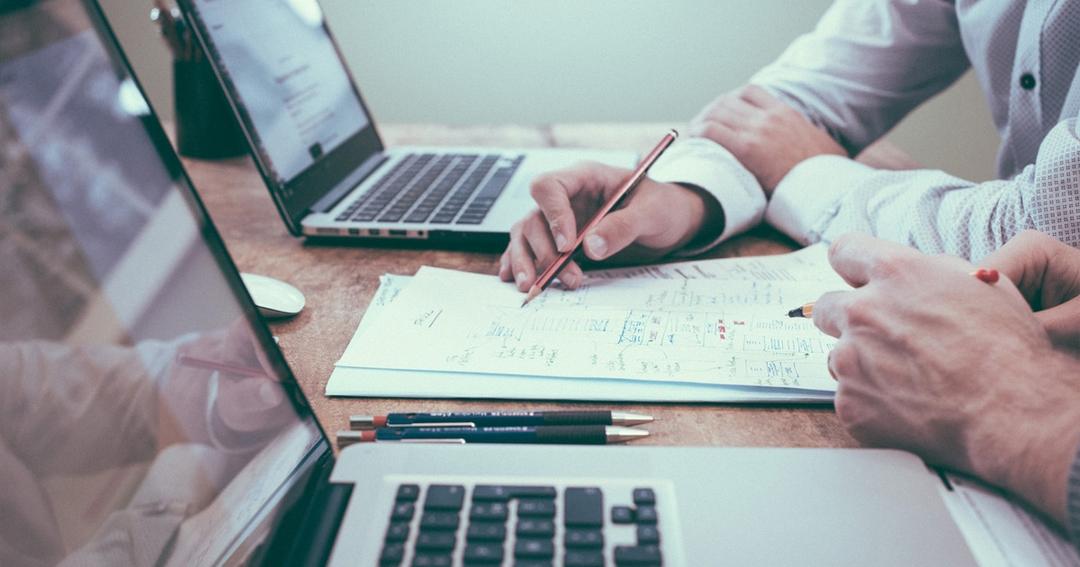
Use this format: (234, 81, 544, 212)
(969, 351, 1080, 530)
(766, 117, 1080, 260)
(0, 340, 174, 475)
(751, 0, 967, 154)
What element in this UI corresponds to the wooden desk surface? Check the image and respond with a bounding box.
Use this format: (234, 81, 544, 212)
(184, 123, 872, 449)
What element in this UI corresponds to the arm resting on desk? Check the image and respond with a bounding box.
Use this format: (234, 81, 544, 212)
(765, 116, 1080, 260)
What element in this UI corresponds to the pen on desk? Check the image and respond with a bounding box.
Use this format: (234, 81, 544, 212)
(350, 410, 654, 429)
(336, 425, 649, 446)
(521, 130, 679, 307)
(175, 353, 270, 379)
(786, 268, 1002, 318)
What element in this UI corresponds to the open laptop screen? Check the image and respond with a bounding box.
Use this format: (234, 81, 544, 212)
(182, 0, 383, 231)
(0, 1, 324, 565)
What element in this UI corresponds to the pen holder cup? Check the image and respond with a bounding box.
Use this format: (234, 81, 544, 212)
(173, 56, 247, 160)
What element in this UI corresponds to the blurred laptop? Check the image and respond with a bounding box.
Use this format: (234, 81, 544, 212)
(175, 0, 636, 247)
(0, 1, 985, 566)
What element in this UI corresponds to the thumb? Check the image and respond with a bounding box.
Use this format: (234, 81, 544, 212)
(583, 208, 650, 261)
(1034, 297, 1080, 350)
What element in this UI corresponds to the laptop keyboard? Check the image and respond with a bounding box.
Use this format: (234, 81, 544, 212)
(379, 483, 664, 566)
(335, 153, 524, 227)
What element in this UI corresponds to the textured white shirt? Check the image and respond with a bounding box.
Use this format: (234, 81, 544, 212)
(650, 0, 1080, 261)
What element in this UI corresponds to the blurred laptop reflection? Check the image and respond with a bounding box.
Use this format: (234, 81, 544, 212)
(0, 2, 320, 565)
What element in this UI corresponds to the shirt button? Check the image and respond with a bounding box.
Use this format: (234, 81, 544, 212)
(1019, 73, 1037, 90)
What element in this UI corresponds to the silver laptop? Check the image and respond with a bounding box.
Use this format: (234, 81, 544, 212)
(175, 0, 635, 247)
(0, 2, 978, 565)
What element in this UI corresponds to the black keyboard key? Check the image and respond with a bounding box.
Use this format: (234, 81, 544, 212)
(411, 555, 451, 567)
(637, 525, 661, 545)
(636, 506, 658, 524)
(397, 484, 420, 502)
(385, 522, 410, 542)
(475, 174, 513, 200)
(470, 502, 509, 522)
(473, 485, 557, 502)
(353, 211, 379, 222)
(514, 562, 553, 567)
(404, 212, 433, 223)
(390, 502, 415, 521)
(463, 543, 504, 563)
(429, 214, 456, 224)
(454, 215, 485, 225)
(564, 550, 604, 567)
(564, 528, 603, 549)
(611, 506, 635, 524)
(564, 487, 603, 527)
(518, 499, 556, 517)
(466, 522, 507, 542)
(632, 488, 656, 506)
(613, 545, 662, 566)
(511, 486, 558, 499)
(416, 531, 457, 552)
(380, 543, 405, 565)
(420, 512, 460, 531)
(424, 485, 465, 511)
(516, 519, 555, 538)
(471, 485, 513, 501)
(515, 539, 555, 559)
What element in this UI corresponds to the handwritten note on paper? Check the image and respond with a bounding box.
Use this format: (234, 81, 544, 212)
(338, 246, 847, 391)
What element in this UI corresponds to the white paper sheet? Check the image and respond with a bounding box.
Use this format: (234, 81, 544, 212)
(326, 274, 833, 402)
(335, 246, 844, 394)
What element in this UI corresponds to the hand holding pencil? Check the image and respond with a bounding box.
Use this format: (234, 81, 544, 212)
(500, 131, 723, 293)
(521, 130, 678, 306)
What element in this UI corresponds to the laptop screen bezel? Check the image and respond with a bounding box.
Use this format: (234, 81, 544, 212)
(75, 1, 338, 562)
(176, 0, 386, 235)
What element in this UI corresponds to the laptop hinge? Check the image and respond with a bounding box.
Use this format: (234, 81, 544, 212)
(309, 153, 388, 214)
(252, 448, 351, 567)
(281, 480, 354, 567)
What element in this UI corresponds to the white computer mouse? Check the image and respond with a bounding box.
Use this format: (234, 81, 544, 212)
(240, 273, 306, 319)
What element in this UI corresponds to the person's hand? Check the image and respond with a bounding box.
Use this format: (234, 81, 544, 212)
(208, 321, 292, 435)
(688, 85, 846, 195)
(161, 321, 293, 450)
(983, 230, 1080, 350)
(499, 162, 721, 291)
(812, 233, 1080, 527)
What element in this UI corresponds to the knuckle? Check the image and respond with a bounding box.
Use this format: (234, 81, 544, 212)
(844, 296, 879, 328)
(829, 345, 860, 379)
(833, 393, 857, 427)
(869, 253, 910, 281)
(828, 233, 856, 261)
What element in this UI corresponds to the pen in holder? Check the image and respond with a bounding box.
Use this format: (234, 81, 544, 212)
(152, 2, 246, 160)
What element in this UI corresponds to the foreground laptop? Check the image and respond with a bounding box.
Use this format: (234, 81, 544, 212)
(174, 0, 635, 247)
(0, 2, 980, 565)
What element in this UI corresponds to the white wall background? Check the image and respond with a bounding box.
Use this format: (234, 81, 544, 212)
(102, 0, 1001, 181)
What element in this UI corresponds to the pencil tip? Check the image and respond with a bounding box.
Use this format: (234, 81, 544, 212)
(787, 307, 804, 318)
(520, 287, 540, 308)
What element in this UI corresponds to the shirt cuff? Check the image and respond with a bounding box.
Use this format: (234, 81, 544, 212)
(765, 155, 873, 245)
(647, 137, 766, 256)
(1068, 442, 1080, 549)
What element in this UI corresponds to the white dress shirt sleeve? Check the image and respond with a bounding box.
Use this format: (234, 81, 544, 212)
(766, 116, 1080, 260)
(647, 137, 766, 256)
(750, 0, 970, 156)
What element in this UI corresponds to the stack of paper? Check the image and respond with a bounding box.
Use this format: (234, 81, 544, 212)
(328, 245, 848, 402)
